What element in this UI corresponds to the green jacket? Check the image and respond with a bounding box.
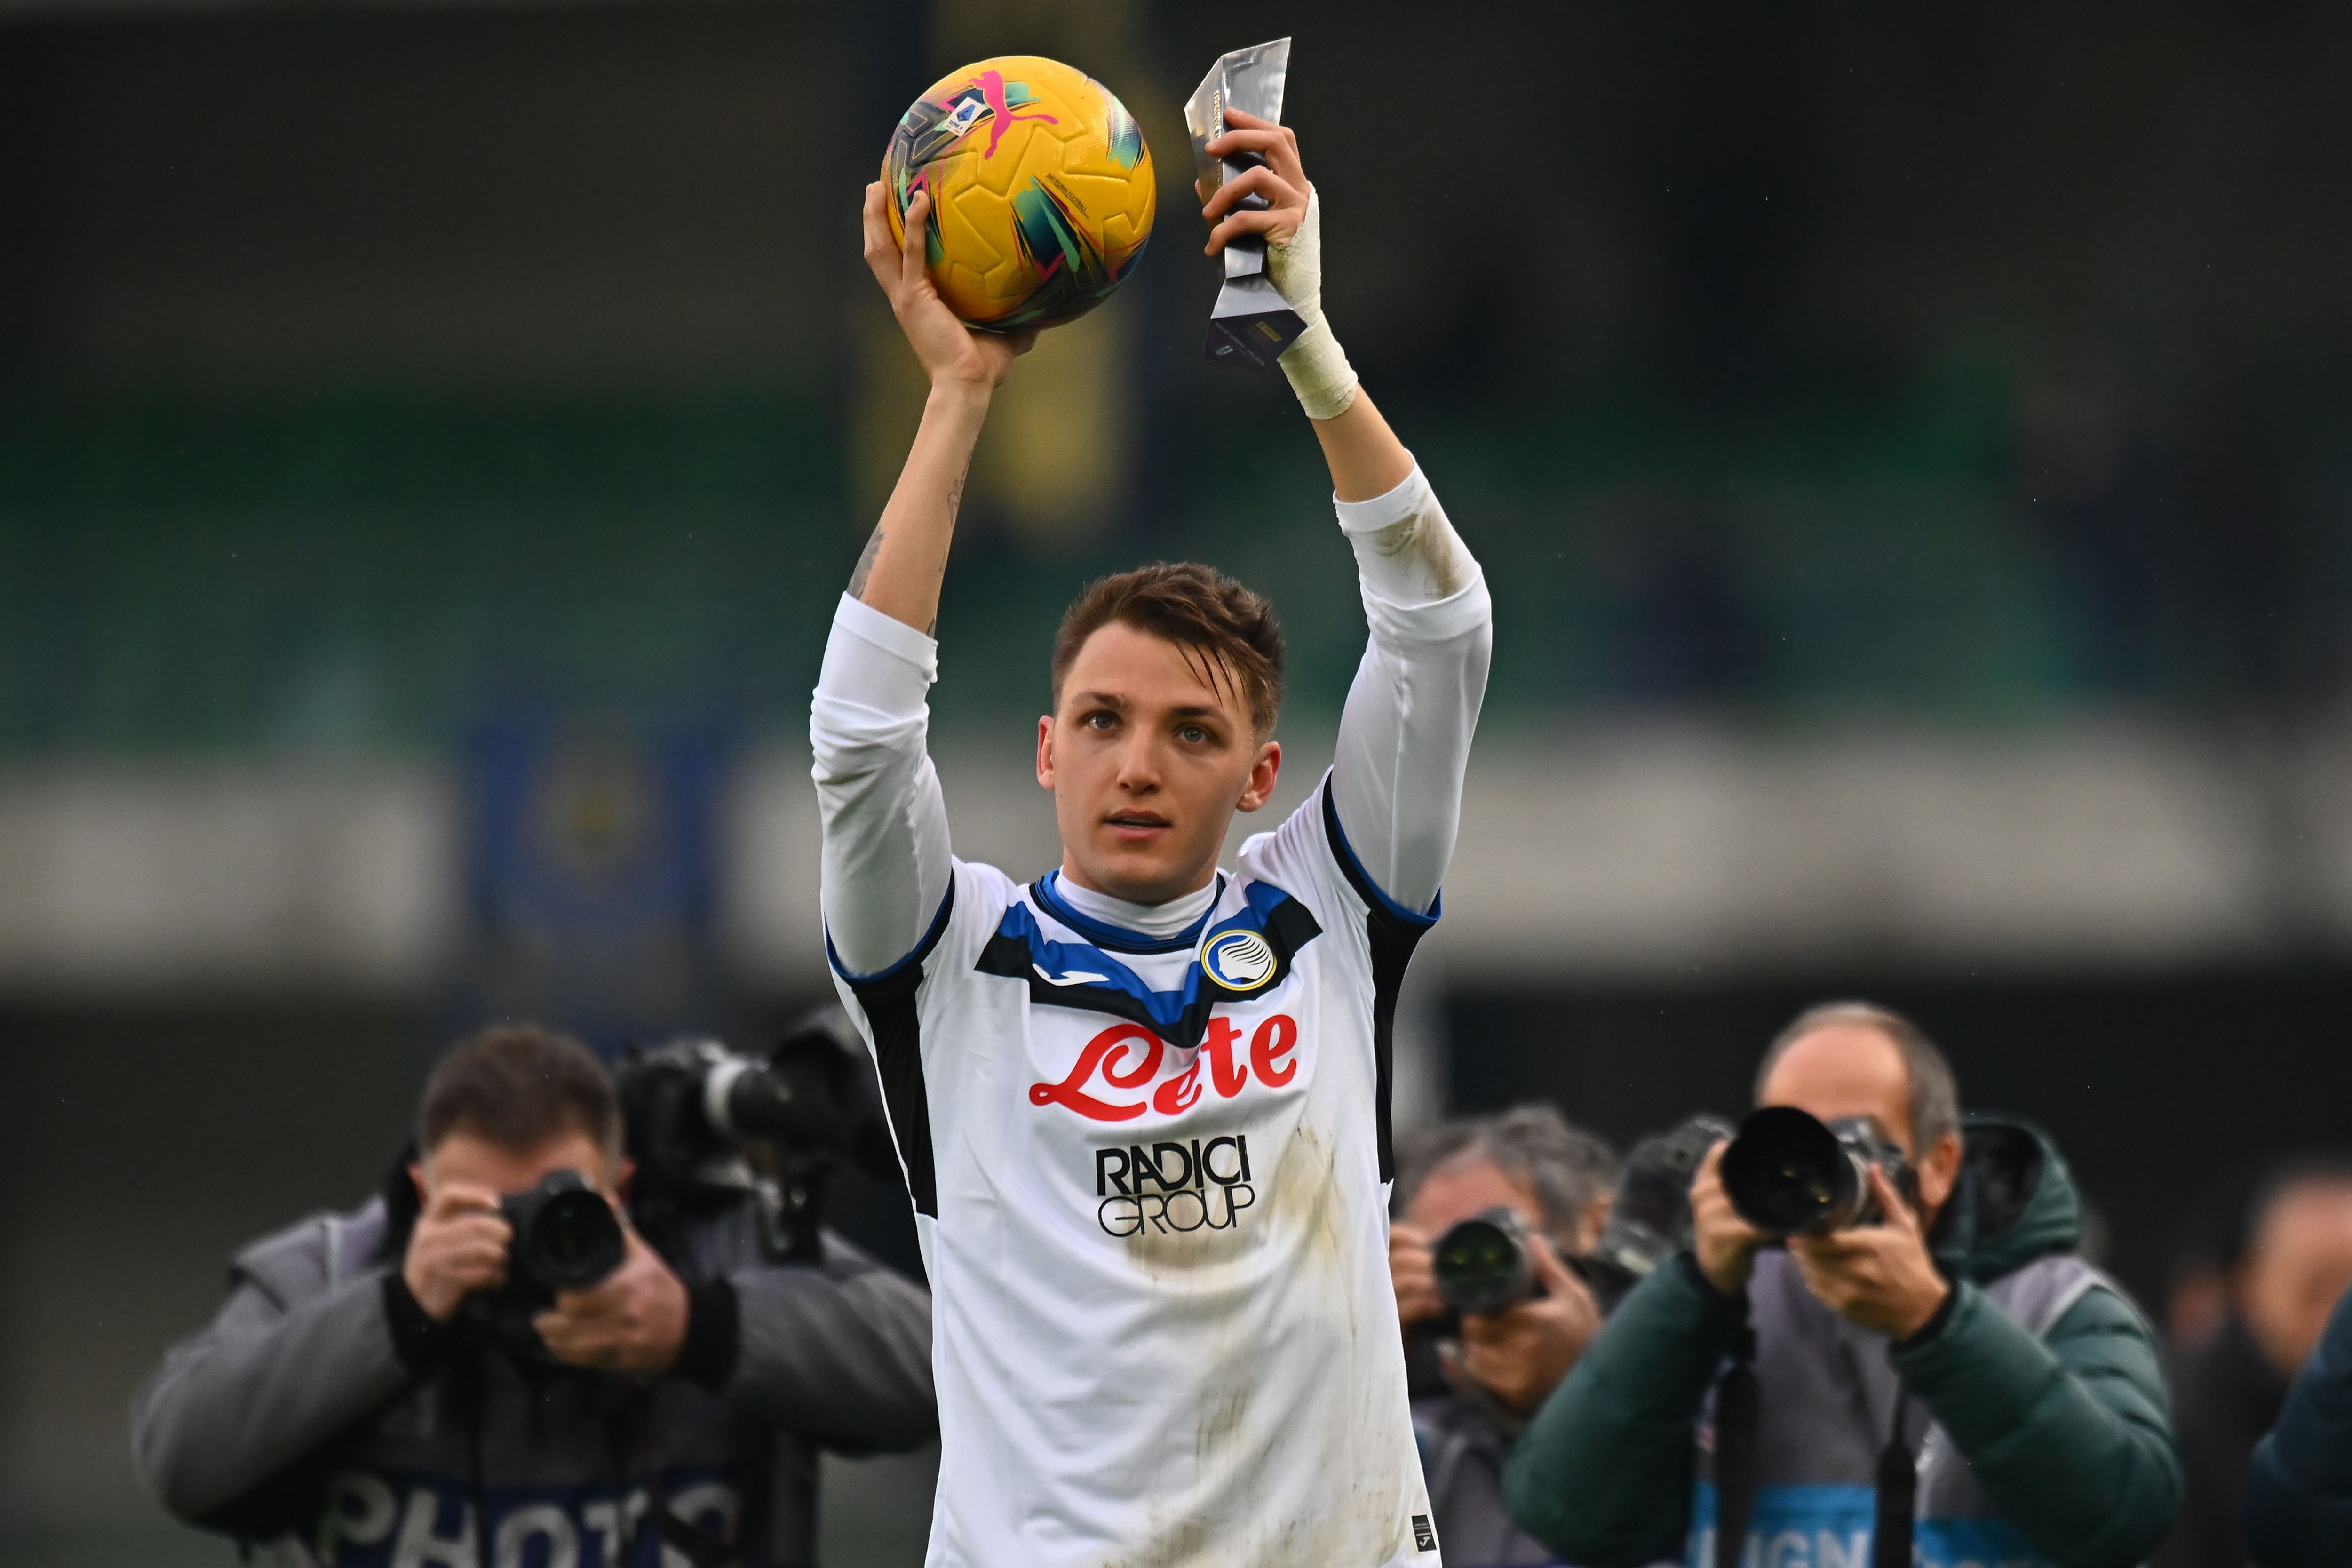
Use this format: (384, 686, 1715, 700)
(1504, 1117, 2181, 1568)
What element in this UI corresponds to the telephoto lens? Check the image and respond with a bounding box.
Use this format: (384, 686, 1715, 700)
(1432, 1206, 1538, 1316)
(1718, 1106, 1915, 1236)
(500, 1170, 627, 1295)
(1581, 1113, 1737, 1310)
(705, 1053, 828, 1147)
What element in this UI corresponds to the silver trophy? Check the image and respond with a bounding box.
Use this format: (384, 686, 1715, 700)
(1186, 38, 1306, 368)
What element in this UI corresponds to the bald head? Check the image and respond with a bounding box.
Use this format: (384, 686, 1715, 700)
(1755, 1001, 1958, 1159)
(1760, 1023, 1920, 1150)
(1755, 1001, 1966, 1219)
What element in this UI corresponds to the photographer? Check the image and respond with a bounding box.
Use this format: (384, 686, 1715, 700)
(1391, 1107, 1616, 1567)
(131, 1025, 935, 1567)
(1505, 1002, 2181, 1568)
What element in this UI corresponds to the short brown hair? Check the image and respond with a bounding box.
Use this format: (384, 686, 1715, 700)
(1755, 1000, 1960, 1153)
(1050, 562, 1285, 736)
(418, 1023, 621, 1159)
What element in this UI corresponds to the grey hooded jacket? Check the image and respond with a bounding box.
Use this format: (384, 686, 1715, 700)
(131, 1189, 936, 1568)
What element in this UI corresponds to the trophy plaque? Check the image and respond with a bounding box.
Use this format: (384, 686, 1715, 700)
(1186, 38, 1306, 368)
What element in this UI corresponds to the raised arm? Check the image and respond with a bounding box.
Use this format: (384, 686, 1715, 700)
(1202, 112, 1493, 914)
(813, 187, 1034, 978)
(850, 182, 1032, 633)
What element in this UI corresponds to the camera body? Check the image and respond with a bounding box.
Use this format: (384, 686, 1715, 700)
(457, 1169, 627, 1360)
(499, 1168, 628, 1295)
(1432, 1206, 1541, 1317)
(447, 1006, 896, 1357)
(1580, 1113, 1736, 1310)
(617, 1006, 899, 1264)
(621, 1037, 816, 1189)
(1720, 1105, 1919, 1236)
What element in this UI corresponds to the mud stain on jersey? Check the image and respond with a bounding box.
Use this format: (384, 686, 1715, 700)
(1119, 1119, 1268, 1282)
(1271, 1124, 1348, 1288)
(1195, 1383, 1248, 1463)
(1102, 1124, 1401, 1568)
(1365, 490, 1475, 599)
(1096, 1364, 1407, 1568)
(1103, 1513, 1206, 1568)
(1121, 1187, 1255, 1280)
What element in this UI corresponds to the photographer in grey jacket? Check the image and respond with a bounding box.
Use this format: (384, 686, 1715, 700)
(131, 1024, 936, 1568)
(1391, 1107, 1620, 1568)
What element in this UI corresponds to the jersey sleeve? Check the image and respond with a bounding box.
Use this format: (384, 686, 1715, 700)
(810, 593, 955, 980)
(1238, 771, 1433, 1187)
(1326, 462, 1494, 917)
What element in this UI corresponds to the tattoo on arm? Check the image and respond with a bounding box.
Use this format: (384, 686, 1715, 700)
(848, 453, 972, 608)
(847, 527, 885, 598)
(921, 464, 967, 632)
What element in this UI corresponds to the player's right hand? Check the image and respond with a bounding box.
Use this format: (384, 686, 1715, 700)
(402, 1181, 512, 1322)
(1389, 1220, 1446, 1327)
(862, 181, 1036, 392)
(1690, 1140, 1764, 1297)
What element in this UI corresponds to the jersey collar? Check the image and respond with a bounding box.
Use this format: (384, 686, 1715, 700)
(1032, 869, 1225, 955)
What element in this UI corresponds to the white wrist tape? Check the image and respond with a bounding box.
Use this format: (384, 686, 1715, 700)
(1267, 186, 1359, 421)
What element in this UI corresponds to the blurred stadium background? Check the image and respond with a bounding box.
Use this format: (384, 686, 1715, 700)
(7, 0, 2352, 1561)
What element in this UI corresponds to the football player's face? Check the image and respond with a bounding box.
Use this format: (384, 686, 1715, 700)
(1038, 622, 1280, 905)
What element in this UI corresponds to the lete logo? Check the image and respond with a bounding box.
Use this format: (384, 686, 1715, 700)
(1029, 1015, 1299, 1122)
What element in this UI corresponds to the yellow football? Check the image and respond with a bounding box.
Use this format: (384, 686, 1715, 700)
(882, 56, 1156, 330)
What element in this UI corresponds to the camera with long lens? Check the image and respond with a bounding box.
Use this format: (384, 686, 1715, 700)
(450, 1008, 897, 1358)
(617, 1005, 900, 1263)
(1578, 1113, 1736, 1311)
(1720, 1105, 1918, 1236)
(458, 1169, 627, 1359)
(1432, 1207, 1543, 1316)
(621, 1037, 826, 1189)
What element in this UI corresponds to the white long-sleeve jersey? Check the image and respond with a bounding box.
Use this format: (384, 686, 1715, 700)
(811, 463, 1492, 1568)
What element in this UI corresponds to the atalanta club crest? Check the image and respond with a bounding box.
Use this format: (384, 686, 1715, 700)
(1200, 929, 1276, 990)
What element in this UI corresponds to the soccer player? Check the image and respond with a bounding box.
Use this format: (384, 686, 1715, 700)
(816, 109, 1491, 1567)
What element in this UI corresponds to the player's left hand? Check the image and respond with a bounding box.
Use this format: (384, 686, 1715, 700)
(1198, 107, 1309, 256)
(1455, 1233, 1603, 1418)
(861, 180, 1035, 392)
(1786, 1165, 1952, 1341)
(533, 1226, 691, 1377)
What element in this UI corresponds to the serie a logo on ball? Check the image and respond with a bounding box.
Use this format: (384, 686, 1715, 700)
(1200, 930, 1276, 991)
(882, 55, 1157, 331)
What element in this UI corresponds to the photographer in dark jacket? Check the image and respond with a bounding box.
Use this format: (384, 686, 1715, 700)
(131, 1024, 936, 1568)
(1506, 1001, 2180, 1568)
(1391, 1106, 1618, 1568)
